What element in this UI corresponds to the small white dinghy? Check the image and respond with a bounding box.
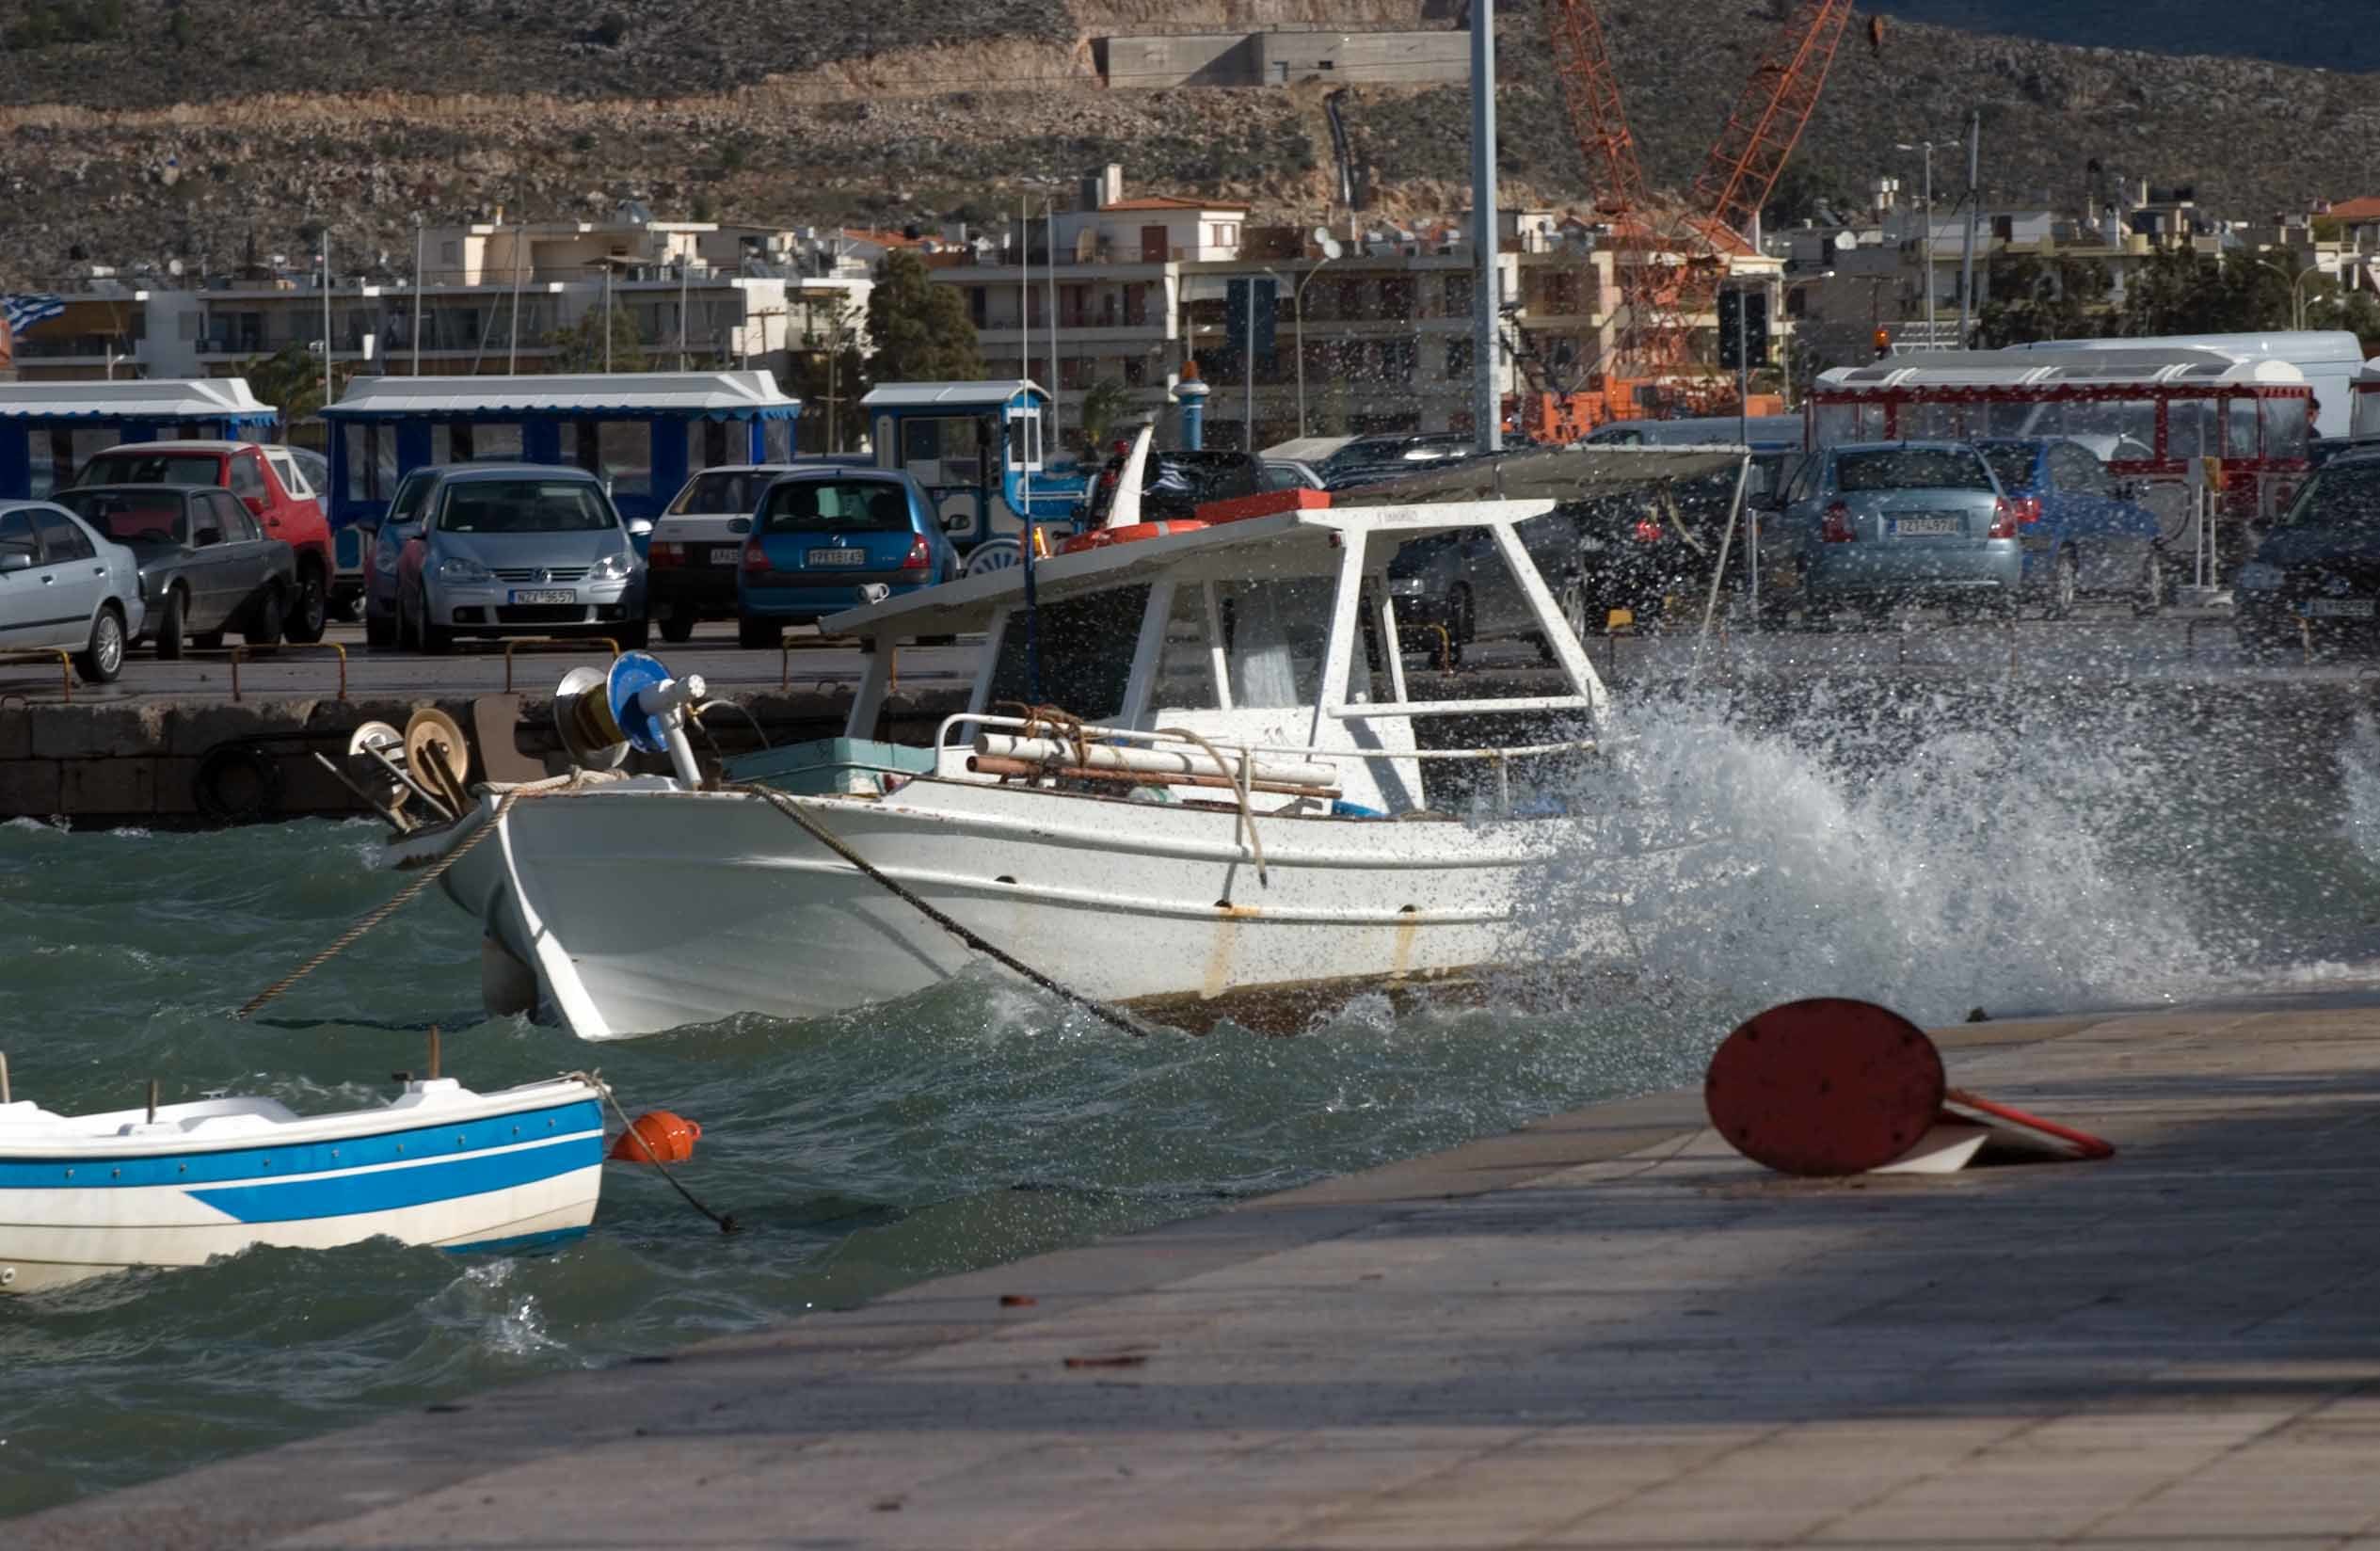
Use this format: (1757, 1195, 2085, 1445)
(0, 1066, 606, 1295)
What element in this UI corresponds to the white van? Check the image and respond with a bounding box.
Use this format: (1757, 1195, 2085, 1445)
(2008, 331, 2364, 439)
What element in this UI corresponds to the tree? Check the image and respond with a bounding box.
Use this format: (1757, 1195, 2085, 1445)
(865, 249, 983, 386)
(1975, 253, 2113, 347)
(544, 304, 647, 373)
(241, 342, 349, 424)
(779, 304, 869, 455)
(1763, 160, 1859, 232)
(1075, 378, 1135, 457)
(2114, 248, 2292, 338)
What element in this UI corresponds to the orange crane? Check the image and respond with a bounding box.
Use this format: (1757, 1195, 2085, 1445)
(1526, 0, 1855, 436)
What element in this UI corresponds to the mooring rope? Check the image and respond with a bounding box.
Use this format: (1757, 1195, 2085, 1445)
(741, 783, 1155, 1040)
(233, 791, 519, 1021)
(564, 1068, 740, 1235)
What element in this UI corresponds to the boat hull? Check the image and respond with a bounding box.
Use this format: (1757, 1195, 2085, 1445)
(0, 1084, 603, 1295)
(439, 778, 1661, 1040)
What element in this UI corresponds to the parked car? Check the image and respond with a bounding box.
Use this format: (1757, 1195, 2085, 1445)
(737, 470, 956, 647)
(1317, 433, 1474, 481)
(647, 464, 799, 642)
(1082, 448, 1264, 529)
(2235, 448, 2380, 658)
(1973, 438, 2166, 616)
(0, 499, 142, 682)
(391, 465, 649, 654)
(55, 485, 295, 657)
(360, 465, 436, 649)
(1781, 441, 2021, 624)
(72, 441, 334, 643)
(1259, 458, 1328, 491)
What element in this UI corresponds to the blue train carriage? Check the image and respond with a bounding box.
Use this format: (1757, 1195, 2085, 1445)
(860, 380, 1088, 577)
(0, 378, 280, 500)
(320, 370, 803, 592)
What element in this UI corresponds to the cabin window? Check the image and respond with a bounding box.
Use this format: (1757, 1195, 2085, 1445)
(343, 424, 385, 501)
(2168, 399, 2213, 458)
(1150, 583, 1224, 713)
(1219, 577, 1334, 709)
(683, 418, 733, 476)
(583, 420, 651, 498)
(982, 586, 1151, 724)
(438, 421, 522, 465)
(2225, 398, 2260, 459)
(2267, 398, 2310, 461)
(762, 419, 794, 463)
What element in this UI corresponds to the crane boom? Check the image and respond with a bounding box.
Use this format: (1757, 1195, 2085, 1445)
(1540, 0, 1649, 222)
(1690, 0, 1857, 240)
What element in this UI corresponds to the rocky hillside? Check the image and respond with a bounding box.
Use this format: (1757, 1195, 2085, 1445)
(2, 0, 2376, 287)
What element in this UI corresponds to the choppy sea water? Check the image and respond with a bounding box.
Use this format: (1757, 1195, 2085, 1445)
(3, 681, 2375, 1515)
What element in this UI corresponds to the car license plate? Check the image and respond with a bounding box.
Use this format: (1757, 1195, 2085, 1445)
(510, 588, 575, 605)
(807, 549, 866, 567)
(1891, 516, 1959, 536)
(709, 547, 741, 566)
(2303, 599, 2375, 618)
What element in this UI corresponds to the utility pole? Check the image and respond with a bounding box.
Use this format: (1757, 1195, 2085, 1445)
(1046, 200, 1062, 454)
(676, 244, 690, 370)
(1242, 277, 1256, 452)
(1958, 109, 1981, 347)
(1468, 0, 1502, 452)
(411, 215, 423, 376)
(507, 217, 529, 374)
(603, 261, 614, 374)
(320, 228, 332, 415)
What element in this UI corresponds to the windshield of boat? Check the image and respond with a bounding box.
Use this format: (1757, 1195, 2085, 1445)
(55, 488, 187, 544)
(760, 479, 912, 533)
(1834, 447, 1995, 493)
(435, 479, 616, 534)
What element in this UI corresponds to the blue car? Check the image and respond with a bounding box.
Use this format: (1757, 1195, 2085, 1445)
(1974, 438, 2167, 616)
(1781, 440, 2022, 624)
(735, 469, 957, 647)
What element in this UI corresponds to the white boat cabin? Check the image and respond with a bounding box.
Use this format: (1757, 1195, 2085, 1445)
(818, 445, 1745, 816)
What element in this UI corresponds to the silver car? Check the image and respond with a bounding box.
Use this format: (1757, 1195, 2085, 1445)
(393, 465, 648, 653)
(1785, 441, 2022, 623)
(0, 499, 144, 682)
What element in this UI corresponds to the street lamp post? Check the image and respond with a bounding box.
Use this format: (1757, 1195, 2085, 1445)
(2256, 258, 2324, 331)
(1894, 139, 1948, 349)
(1775, 270, 1835, 411)
(1265, 261, 1336, 442)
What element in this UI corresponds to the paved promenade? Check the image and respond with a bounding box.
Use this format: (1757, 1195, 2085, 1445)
(23, 991, 2380, 1549)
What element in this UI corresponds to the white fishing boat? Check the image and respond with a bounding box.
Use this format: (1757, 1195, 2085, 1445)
(0, 1071, 605, 1294)
(392, 442, 1751, 1040)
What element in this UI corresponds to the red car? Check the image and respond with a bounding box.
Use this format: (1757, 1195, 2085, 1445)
(73, 441, 334, 642)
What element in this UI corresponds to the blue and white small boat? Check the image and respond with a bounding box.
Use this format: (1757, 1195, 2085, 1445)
(0, 1074, 605, 1294)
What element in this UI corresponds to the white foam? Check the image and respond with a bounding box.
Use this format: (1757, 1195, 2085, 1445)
(2342, 716, 2380, 871)
(1531, 694, 2220, 1027)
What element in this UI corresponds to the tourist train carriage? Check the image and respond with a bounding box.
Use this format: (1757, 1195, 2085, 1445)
(1808, 349, 2317, 536)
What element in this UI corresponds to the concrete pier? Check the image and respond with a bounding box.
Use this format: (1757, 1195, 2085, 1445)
(22, 990, 2380, 1548)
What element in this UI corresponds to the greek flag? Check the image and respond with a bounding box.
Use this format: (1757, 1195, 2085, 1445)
(0, 294, 66, 334)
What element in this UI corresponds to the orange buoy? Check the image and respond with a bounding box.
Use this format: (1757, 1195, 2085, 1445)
(608, 1110, 701, 1165)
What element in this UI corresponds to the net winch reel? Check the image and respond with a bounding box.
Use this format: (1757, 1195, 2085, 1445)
(553, 651, 709, 787)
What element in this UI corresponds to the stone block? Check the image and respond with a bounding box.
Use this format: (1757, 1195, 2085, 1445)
(276, 748, 373, 818)
(60, 759, 158, 820)
(0, 759, 64, 819)
(0, 700, 29, 760)
(27, 702, 169, 760)
(152, 757, 201, 816)
(164, 698, 315, 757)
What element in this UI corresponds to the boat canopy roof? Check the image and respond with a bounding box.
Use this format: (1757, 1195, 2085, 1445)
(859, 379, 1046, 410)
(0, 376, 276, 423)
(324, 370, 800, 420)
(1817, 350, 2308, 393)
(822, 444, 1747, 641)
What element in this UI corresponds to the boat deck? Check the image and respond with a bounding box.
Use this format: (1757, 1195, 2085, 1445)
(21, 989, 2380, 1548)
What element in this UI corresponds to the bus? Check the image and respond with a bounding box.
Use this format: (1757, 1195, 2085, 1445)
(1806, 349, 2316, 536)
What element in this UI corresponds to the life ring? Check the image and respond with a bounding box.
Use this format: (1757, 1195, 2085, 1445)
(1057, 520, 1210, 555)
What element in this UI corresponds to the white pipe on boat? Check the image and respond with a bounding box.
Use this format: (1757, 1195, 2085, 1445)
(974, 733, 1338, 789)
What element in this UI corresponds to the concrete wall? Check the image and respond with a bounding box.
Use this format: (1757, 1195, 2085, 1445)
(1254, 29, 1467, 85)
(1100, 28, 1461, 88)
(0, 689, 970, 828)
